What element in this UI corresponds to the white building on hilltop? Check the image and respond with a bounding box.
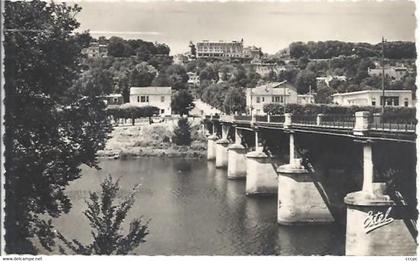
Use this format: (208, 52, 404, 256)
(332, 90, 414, 107)
(246, 81, 298, 115)
(82, 42, 108, 58)
(129, 86, 172, 115)
(368, 66, 408, 81)
(196, 39, 244, 59)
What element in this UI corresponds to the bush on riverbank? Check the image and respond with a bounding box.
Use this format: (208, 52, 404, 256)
(172, 118, 192, 146)
(107, 105, 160, 125)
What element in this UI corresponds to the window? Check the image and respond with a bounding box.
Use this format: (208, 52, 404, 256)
(380, 96, 399, 106)
(141, 96, 146, 102)
(256, 97, 261, 103)
(371, 98, 376, 106)
(161, 96, 165, 102)
(262, 97, 265, 102)
(404, 98, 409, 107)
(161, 109, 165, 114)
(137, 96, 140, 102)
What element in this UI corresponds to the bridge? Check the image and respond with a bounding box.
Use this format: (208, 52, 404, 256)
(202, 111, 417, 256)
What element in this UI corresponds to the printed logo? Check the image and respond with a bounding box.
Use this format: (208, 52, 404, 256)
(363, 207, 394, 234)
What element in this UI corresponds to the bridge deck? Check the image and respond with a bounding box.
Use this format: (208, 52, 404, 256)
(213, 118, 416, 143)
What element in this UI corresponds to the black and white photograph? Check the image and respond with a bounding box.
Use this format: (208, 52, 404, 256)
(1, 0, 418, 258)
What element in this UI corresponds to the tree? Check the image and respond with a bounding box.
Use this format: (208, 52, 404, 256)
(189, 41, 196, 57)
(289, 42, 310, 59)
(155, 43, 170, 55)
(129, 62, 157, 87)
(172, 118, 192, 146)
(297, 56, 309, 70)
(68, 66, 114, 99)
(153, 64, 188, 90)
(108, 36, 133, 57)
(277, 68, 298, 83)
(295, 70, 317, 94)
(315, 85, 335, 104)
(57, 176, 149, 255)
(171, 90, 195, 116)
(4, 1, 112, 253)
(223, 87, 246, 114)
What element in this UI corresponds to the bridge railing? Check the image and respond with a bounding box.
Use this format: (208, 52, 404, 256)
(318, 114, 355, 128)
(228, 112, 416, 134)
(255, 115, 268, 122)
(292, 114, 317, 125)
(369, 118, 417, 132)
(270, 115, 285, 123)
(234, 115, 252, 121)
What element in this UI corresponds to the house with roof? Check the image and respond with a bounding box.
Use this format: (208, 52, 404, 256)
(246, 81, 298, 115)
(129, 86, 172, 116)
(187, 72, 200, 87)
(368, 66, 408, 81)
(332, 89, 414, 107)
(103, 93, 124, 106)
(316, 75, 347, 88)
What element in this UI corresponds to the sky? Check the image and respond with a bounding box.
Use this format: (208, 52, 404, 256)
(73, 0, 416, 55)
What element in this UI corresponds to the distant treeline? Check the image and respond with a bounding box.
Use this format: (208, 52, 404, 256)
(289, 41, 416, 60)
(98, 36, 170, 58)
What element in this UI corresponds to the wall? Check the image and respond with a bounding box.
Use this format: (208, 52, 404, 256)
(246, 88, 298, 115)
(333, 91, 413, 108)
(129, 94, 172, 115)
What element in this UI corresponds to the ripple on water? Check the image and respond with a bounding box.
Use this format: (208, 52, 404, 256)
(52, 158, 345, 256)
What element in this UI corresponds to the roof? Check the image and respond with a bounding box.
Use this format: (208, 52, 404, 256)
(130, 87, 172, 95)
(332, 89, 412, 97)
(104, 93, 122, 98)
(249, 81, 296, 95)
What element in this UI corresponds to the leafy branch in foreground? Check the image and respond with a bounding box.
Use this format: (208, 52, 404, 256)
(57, 176, 149, 255)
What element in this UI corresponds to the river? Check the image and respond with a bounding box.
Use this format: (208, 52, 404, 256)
(53, 158, 345, 255)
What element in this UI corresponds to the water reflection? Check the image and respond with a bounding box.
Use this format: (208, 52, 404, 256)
(50, 158, 344, 255)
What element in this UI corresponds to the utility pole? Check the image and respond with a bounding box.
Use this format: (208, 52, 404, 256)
(284, 85, 287, 114)
(381, 36, 386, 114)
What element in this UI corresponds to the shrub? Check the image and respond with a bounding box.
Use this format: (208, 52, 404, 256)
(57, 175, 149, 255)
(172, 118, 192, 146)
(107, 105, 160, 125)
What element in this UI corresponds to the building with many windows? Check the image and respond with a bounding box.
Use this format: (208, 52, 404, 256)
(245, 81, 298, 115)
(82, 41, 108, 58)
(332, 90, 414, 107)
(129, 86, 172, 115)
(367, 66, 409, 81)
(297, 93, 316, 105)
(195, 39, 244, 59)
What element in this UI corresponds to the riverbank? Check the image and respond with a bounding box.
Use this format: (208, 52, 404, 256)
(97, 118, 207, 159)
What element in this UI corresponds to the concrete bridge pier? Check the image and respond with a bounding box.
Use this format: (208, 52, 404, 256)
(245, 130, 278, 195)
(344, 140, 417, 256)
(207, 134, 217, 161)
(227, 127, 247, 179)
(215, 124, 230, 168)
(206, 122, 218, 161)
(276, 131, 334, 225)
